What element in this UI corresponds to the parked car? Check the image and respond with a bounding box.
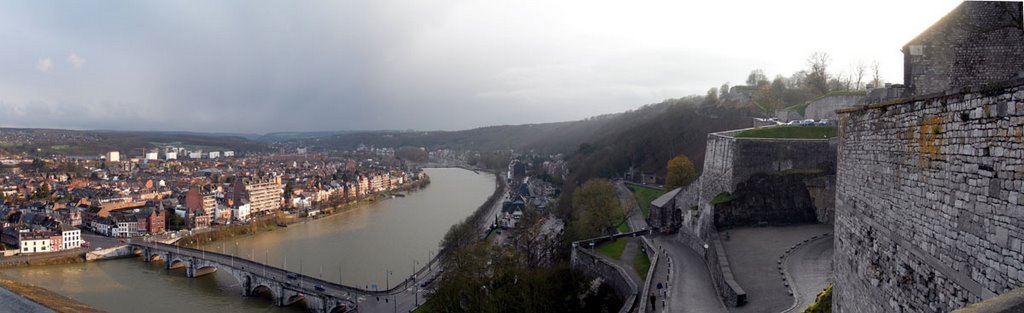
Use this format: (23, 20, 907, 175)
(420, 276, 435, 288)
(799, 119, 816, 126)
(287, 273, 298, 279)
(315, 285, 325, 291)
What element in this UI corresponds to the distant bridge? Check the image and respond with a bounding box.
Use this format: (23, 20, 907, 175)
(129, 242, 396, 313)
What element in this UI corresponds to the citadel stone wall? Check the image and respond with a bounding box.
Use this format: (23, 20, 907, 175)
(713, 173, 822, 229)
(804, 94, 866, 121)
(834, 78, 1024, 312)
(690, 130, 837, 237)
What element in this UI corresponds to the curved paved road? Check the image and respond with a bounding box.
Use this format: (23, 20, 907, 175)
(783, 234, 833, 313)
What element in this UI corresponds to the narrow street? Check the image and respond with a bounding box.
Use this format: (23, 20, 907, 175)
(651, 236, 729, 313)
(615, 180, 727, 313)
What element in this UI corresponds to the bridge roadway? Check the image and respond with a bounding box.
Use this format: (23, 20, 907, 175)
(129, 241, 433, 313)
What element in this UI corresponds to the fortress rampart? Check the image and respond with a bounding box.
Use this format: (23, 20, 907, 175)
(834, 78, 1024, 312)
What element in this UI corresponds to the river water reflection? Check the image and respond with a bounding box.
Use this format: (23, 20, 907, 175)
(1, 168, 496, 313)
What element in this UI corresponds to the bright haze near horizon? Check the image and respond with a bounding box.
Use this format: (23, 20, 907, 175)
(0, 0, 962, 134)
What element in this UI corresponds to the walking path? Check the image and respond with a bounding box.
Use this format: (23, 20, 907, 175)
(653, 236, 729, 313)
(614, 180, 647, 232)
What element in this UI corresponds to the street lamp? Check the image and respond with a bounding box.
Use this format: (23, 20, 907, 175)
(414, 259, 419, 306)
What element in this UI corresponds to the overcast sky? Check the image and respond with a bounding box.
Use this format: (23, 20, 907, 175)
(0, 0, 964, 134)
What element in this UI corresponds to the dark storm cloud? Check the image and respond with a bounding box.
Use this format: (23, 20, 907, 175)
(0, 1, 961, 133)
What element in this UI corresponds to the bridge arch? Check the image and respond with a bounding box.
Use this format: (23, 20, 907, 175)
(167, 258, 187, 270)
(329, 303, 353, 313)
(192, 264, 218, 277)
(250, 284, 277, 302)
(283, 293, 306, 307)
(147, 253, 163, 262)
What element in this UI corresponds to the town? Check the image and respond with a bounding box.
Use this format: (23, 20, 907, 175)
(0, 146, 427, 257)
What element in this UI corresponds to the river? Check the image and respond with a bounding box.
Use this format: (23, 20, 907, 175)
(1, 168, 496, 313)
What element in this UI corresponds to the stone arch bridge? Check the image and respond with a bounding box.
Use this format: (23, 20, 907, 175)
(129, 241, 390, 313)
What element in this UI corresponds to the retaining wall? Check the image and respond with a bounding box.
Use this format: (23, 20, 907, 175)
(675, 228, 746, 307)
(571, 247, 639, 313)
(804, 94, 866, 121)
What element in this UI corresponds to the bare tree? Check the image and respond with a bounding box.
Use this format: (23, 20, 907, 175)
(871, 61, 882, 88)
(787, 70, 807, 89)
(754, 84, 783, 117)
(805, 52, 831, 94)
(853, 61, 867, 90)
(703, 87, 719, 106)
(747, 69, 769, 87)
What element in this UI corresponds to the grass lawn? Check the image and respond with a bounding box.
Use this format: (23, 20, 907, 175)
(634, 252, 651, 280)
(617, 221, 629, 233)
(628, 185, 666, 219)
(735, 125, 837, 139)
(711, 192, 736, 205)
(596, 238, 628, 259)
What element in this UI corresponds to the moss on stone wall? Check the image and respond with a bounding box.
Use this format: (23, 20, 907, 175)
(803, 284, 832, 313)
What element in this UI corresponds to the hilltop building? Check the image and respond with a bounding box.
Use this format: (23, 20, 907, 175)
(903, 1, 1024, 95)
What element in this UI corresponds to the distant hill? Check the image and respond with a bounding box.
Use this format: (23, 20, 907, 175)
(0, 128, 267, 157)
(2, 96, 755, 173)
(276, 97, 755, 176)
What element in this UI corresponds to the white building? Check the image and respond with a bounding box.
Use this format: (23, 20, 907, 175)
(233, 203, 251, 222)
(291, 196, 311, 209)
(189, 152, 202, 159)
(297, 148, 307, 154)
(208, 151, 221, 159)
(19, 233, 52, 254)
(112, 216, 137, 238)
(223, 151, 235, 157)
(60, 225, 82, 250)
(106, 151, 120, 163)
(165, 152, 177, 160)
(92, 219, 112, 236)
(146, 152, 159, 160)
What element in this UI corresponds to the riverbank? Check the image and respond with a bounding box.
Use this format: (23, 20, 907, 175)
(0, 274, 100, 313)
(178, 176, 431, 247)
(0, 249, 87, 269)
